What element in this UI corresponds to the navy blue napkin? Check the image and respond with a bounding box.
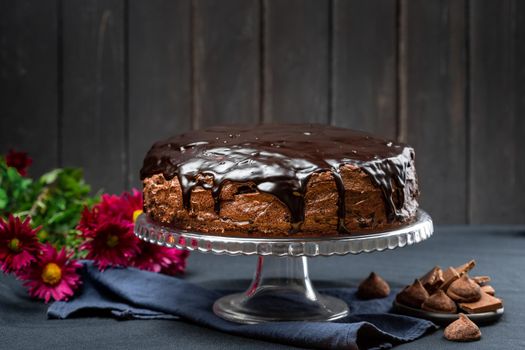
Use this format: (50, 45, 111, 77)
(49, 262, 436, 349)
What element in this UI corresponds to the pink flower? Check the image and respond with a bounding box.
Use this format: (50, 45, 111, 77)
(21, 243, 82, 303)
(5, 149, 32, 176)
(132, 240, 189, 276)
(0, 215, 41, 274)
(80, 219, 140, 270)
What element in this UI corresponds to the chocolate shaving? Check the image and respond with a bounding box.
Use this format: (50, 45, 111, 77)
(455, 260, 476, 276)
(440, 267, 460, 291)
(472, 275, 491, 285)
(419, 266, 444, 293)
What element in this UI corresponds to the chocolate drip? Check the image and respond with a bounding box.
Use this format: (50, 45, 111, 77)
(360, 152, 411, 221)
(140, 124, 414, 233)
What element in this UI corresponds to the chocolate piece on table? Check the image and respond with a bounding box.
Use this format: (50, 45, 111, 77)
(447, 275, 482, 303)
(357, 272, 390, 299)
(455, 260, 476, 276)
(419, 266, 444, 293)
(444, 313, 481, 342)
(460, 291, 503, 313)
(480, 285, 496, 296)
(472, 275, 491, 285)
(440, 267, 460, 291)
(421, 290, 457, 314)
(396, 279, 429, 309)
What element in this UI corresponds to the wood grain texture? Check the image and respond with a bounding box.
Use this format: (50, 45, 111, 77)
(1, 1, 525, 224)
(469, 0, 525, 223)
(399, 0, 467, 224)
(333, 0, 397, 139)
(193, 0, 260, 127)
(0, 0, 58, 176)
(128, 0, 191, 189)
(263, 0, 330, 123)
(61, 0, 126, 194)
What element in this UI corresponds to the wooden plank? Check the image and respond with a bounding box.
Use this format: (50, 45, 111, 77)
(0, 0, 58, 176)
(61, 0, 126, 194)
(128, 0, 192, 189)
(193, 0, 260, 127)
(470, 0, 525, 223)
(399, 0, 467, 224)
(263, 0, 330, 123)
(333, 0, 397, 139)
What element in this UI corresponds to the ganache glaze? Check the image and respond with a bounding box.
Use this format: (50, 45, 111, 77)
(140, 124, 414, 233)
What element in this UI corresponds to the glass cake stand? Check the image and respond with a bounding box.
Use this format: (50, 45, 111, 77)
(134, 210, 433, 324)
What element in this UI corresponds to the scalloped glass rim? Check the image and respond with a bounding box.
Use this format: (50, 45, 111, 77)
(134, 209, 433, 257)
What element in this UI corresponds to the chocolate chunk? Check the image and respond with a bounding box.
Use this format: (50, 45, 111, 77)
(421, 290, 457, 313)
(460, 291, 503, 313)
(440, 267, 460, 291)
(480, 285, 496, 296)
(455, 260, 476, 276)
(447, 275, 482, 303)
(396, 279, 429, 309)
(357, 272, 390, 299)
(472, 275, 491, 285)
(444, 313, 481, 342)
(419, 266, 444, 293)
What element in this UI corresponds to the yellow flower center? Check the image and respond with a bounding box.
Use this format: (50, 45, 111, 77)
(38, 230, 48, 241)
(106, 234, 119, 248)
(41, 263, 62, 285)
(132, 209, 143, 223)
(8, 238, 21, 252)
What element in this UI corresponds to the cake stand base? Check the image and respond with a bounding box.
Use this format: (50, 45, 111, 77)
(213, 255, 349, 324)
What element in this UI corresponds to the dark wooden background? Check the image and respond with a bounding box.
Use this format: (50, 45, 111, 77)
(1, 0, 524, 225)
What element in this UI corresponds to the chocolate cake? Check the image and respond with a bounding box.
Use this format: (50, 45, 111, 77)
(140, 124, 419, 237)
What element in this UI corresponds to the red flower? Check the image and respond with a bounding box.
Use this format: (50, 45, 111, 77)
(5, 149, 32, 176)
(132, 240, 189, 275)
(77, 206, 100, 236)
(98, 189, 142, 223)
(77, 189, 186, 275)
(97, 194, 125, 219)
(160, 249, 189, 276)
(0, 215, 41, 274)
(121, 189, 143, 222)
(80, 219, 140, 270)
(21, 244, 82, 303)
(79, 189, 143, 232)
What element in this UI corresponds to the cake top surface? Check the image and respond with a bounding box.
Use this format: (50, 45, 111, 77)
(141, 123, 408, 178)
(141, 124, 414, 229)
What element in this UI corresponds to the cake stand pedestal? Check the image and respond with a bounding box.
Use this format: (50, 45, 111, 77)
(135, 210, 433, 324)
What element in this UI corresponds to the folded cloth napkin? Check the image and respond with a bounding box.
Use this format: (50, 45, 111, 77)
(49, 262, 436, 350)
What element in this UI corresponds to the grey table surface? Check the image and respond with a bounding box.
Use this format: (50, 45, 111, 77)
(1, 226, 525, 349)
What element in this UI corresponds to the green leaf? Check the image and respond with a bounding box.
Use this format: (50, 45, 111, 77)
(0, 188, 7, 209)
(1, 158, 99, 255)
(6, 167, 20, 182)
(39, 169, 62, 185)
